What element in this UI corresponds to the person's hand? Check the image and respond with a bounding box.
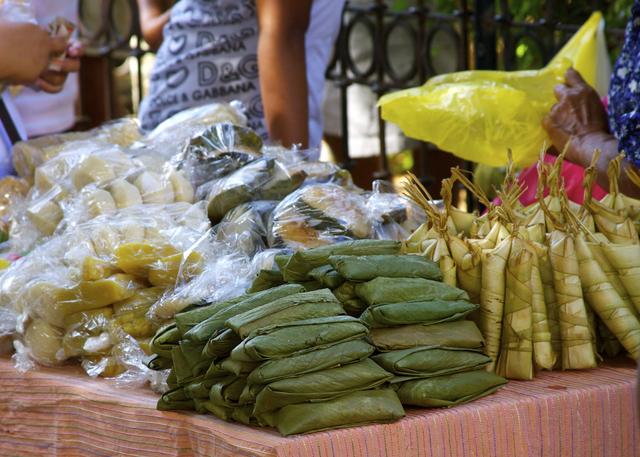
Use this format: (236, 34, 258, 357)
(0, 21, 68, 85)
(35, 41, 84, 93)
(542, 68, 610, 162)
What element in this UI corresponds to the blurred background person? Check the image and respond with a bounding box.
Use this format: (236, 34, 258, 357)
(137, 0, 344, 149)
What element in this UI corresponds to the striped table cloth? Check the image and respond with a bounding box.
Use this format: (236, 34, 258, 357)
(0, 357, 637, 457)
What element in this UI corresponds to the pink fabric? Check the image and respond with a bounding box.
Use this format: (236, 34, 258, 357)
(517, 153, 608, 206)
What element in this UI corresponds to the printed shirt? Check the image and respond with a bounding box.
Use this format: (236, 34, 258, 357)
(609, 0, 640, 167)
(139, 1, 265, 135)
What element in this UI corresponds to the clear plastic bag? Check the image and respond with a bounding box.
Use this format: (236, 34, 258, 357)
(2, 202, 214, 382)
(268, 183, 373, 250)
(172, 122, 264, 191)
(205, 157, 307, 223)
(366, 180, 426, 241)
(379, 12, 606, 167)
(133, 103, 248, 161)
(214, 200, 278, 255)
(12, 118, 141, 184)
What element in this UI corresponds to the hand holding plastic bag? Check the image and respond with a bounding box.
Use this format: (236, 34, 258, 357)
(379, 12, 609, 167)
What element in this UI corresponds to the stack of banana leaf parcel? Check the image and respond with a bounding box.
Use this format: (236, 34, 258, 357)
(148, 240, 507, 435)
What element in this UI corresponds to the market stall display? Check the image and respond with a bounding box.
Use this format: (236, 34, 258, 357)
(0, 105, 426, 391)
(403, 150, 640, 380)
(147, 240, 505, 435)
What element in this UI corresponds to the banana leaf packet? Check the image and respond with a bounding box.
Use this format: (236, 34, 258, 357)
(207, 158, 275, 222)
(369, 320, 485, 351)
(247, 339, 374, 385)
(372, 346, 491, 379)
(254, 359, 393, 415)
(270, 388, 405, 436)
(174, 294, 250, 335)
(202, 400, 235, 422)
(329, 254, 442, 282)
(185, 284, 305, 343)
(171, 345, 208, 384)
(219, 357, 261, 377)
(360, 299, 478, 328)
(342, 298, 368, 316)
(396, 370, 507, 407)
(231, 315, 369, 362)
(150, 323, 181, 358)
(355, 277, 469, 305)
(184, 377, 217, 400)
(307, 265, 345, 289)
(333, 281, 357, 303)
(209, 376, 247, 407)
(202, 328, 241, 359)
(225, 289, 345, 338)
(281, 240, 401, 282)
(203, 360, 231, 380)
(239, 382, 264, 405)
(157, 386, 195, 411)
(146, 354, 172, 371)
(248, 269, 285, 293)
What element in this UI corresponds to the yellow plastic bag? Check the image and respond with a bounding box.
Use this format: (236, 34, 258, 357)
(379, 12, 607, 167)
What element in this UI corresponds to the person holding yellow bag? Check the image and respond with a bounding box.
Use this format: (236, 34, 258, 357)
(543, 7, 640, 198)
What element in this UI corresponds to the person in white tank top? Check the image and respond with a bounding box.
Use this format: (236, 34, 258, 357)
(138, 0, 344, 149)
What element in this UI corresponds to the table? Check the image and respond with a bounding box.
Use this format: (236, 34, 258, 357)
(0, 357, 637, 457)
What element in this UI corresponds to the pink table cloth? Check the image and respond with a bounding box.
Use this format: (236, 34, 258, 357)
(0, 357, 637, 457)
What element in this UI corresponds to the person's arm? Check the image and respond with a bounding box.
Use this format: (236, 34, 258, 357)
(0, 21, 68, 87)
(137, 0, 172, 51)
(543, 68, 640, 198)
(256, 0, 312, 148)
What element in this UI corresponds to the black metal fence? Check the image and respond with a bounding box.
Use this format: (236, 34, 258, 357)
(77, 0, 629, 182)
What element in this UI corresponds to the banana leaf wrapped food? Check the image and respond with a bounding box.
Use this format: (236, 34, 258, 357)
(479, 235, 511, 371)
(307, 265, 345, 289)
(150, 323, 181, 358)
(332, 281, 358, 303)
(280, 239, 400, 282)
(184, 378, 217, 400)
(396, 370, 507, 407)
(601, 243, 640, 315)
(495, 237, 534, 380)
(184, 284, 305, 343)
(269, 184, 374, 250)
(225, 289, 345, 338)
(527, 245, 556, 371)
(373, 346, 491, 379)
(328, 254, 442, 282)
(369, 320, 485, 351)
(205, 158, 285, 222)
(209, 376, 247, 407)
(202, 328, 242, 359)
(548, 230, 597, 370)
(360, 299, 478, 328)
(174, 294, 250, 335)
(270, 389, 405, 436)
(219, 358, 261, 377)
(248, 269, 286, 293)
(231, 315, 368, 362)
(157, 386, 195, 411)
(355, 277, 469, 305)
(214, 200, 278, 255)
(253, 359, 393, 415)
(247, 339, 375, 385)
